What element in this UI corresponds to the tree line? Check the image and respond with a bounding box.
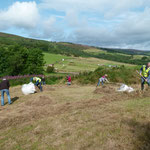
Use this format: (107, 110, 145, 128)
(0, 45, 44, 77)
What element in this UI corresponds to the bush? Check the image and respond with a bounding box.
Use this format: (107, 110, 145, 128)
(45, 76, 63, 85)
(74, 66, 140, 85)
(46, 66, 55, 73)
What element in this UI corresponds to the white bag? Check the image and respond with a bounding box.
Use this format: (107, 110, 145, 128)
(21, 82, 36, 95)
(117, 84, 134, 93)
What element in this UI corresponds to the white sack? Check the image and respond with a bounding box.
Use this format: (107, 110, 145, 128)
(117, 84, 134, 93)
(22, 82, 36, 95)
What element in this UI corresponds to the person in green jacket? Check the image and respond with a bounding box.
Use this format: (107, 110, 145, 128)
(140, 62, 150, 90)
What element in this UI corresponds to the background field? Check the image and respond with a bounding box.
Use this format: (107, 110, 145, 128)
(44, 53, 135, 73)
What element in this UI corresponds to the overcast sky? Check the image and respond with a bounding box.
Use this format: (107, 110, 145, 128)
(0, 0, 150, 50)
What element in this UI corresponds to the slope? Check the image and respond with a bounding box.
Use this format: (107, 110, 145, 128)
(1, 32, 150, 66)
(0, 84, 150, 150)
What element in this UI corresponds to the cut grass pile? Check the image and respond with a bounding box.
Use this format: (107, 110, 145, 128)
(0, 84, 150, 150)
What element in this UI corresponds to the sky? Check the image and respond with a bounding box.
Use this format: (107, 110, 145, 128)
(0, 0, 150, 50)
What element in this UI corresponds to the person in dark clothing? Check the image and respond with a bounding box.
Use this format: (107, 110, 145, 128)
(0, 78, 12, 106)
(42, 76, 46, 85)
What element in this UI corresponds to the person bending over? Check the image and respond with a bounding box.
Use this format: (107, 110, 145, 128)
(96, 74, 109, 87)
(31, 77, 43, 92)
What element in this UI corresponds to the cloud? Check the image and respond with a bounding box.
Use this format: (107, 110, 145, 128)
(1, 0, 150, 50)
(38, 0, 150, 50)
(0, 1, 39, 30)
(40, 0, 149, 16)
(66, 6, 150, 50)
(42, 17, 65, 40)
(65, 9, 87, 28)
(117, 8, 150, 37)
(29, 16, 65, 41)
(70, 27, 117, 46)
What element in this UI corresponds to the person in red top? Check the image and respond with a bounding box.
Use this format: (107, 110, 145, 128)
(67, 75, 71, 85)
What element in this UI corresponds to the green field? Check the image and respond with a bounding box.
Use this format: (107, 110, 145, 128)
(44, 53, 135, 73)
(44, 53, 71, 64)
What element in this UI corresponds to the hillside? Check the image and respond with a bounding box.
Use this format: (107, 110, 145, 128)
(1, 32, 150, 66)
(0, 84, 150, 150)
(96, 47, 150, 55)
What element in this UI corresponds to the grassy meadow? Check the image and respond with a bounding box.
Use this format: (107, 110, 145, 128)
(44, 52, 135, 73)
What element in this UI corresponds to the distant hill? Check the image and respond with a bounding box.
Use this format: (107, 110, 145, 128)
(0, 32, 150, 65)
(96, 47, 150, 56)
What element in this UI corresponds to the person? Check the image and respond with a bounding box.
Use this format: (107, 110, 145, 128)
(140, 62, 150, 90)
(67, 75, 71, 85)
(96, 74, 109, 87)
(30, 77, 43, 92)
(42, 76, 46, 85)
(0, 78, 12, 106)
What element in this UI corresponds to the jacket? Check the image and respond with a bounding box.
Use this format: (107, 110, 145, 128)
(0, 80, 10, 90)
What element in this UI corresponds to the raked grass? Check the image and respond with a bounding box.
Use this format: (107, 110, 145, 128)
(0, 85, 150, 150)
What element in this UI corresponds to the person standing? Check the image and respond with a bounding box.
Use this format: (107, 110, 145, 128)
(96, 74, 109, 87)
(0, 78, 12, 106)
(140, 62, 150, 90)
(42, 76, 46, 85)
(67, 75, 71, 85)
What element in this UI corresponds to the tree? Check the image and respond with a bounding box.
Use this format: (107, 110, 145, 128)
(26, 48, 45, 74)
(0, 45, 45, 77)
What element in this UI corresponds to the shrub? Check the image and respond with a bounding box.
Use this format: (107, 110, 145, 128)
(46, 66, 55, 73)
(74, 66, 140, 85)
